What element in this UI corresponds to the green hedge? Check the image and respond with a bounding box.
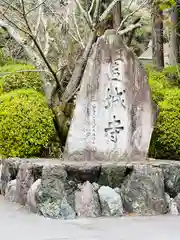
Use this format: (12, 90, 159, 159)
(0, 89, 54, 158)
(148, 66, 180, 160)
(0, 64, 43, 94)
(149, 89, 180, 160)
(162, 65, 180, 87)
(147, 69, 170, 103)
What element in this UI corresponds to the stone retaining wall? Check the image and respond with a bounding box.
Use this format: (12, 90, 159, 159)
(1, 158, 180, 219)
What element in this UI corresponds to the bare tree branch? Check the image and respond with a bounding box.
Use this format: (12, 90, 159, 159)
(118, 23, 142, 35)
(100, 0, 120, 22)
(88, 0, 95, 15)
(93, 0, 100, 25)
(74, 0, 93, 29)
(117, 0, 148, 31)
(73, 11, 85, 48)
(26, 0, 47, 15)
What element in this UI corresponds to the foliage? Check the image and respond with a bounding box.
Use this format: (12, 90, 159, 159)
(147, 66, 171, 103)
(149, 89, 180, 160)
(158, 0, 175, 10)
(0, 64, 43, 94)
(162, 65, 180, 87)
(0, 89, 54, 158)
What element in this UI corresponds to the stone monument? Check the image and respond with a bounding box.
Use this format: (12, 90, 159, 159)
(64, 30, 156, 162)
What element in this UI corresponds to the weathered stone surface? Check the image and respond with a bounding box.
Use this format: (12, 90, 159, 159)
(75, 181, 101, 217)
(16, 163, 34, 205)
(5, 179, 17, 202)
(114, 187, 121, 194)
(1, 158, 23, 195)
(36, 165, 76, 219)
(26, 179, 41, 213)
(174, 193, 180, 213)
(98, 163, 130, 187)
(65, 163, 101, 183)
(98, 186, 123, 216)
(64, 29, 156, 162)
(92, 182, 100, 191)
(121, 165, 168, 215)
(156, 163, 180, 197)
(16, 162, 43, 205)
(165, 193, 179, 215)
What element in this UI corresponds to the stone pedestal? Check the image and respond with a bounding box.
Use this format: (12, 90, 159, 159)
(1, 158, 180, 218)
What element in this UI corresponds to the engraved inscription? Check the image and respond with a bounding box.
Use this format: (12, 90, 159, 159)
(91, 103, 97, 145)
(105, 87, 126, 109)
(104, 115, 124, 143)
(110, 58, 123, 82)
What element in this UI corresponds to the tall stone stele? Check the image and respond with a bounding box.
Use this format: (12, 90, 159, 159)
(64, 30, 157, 162)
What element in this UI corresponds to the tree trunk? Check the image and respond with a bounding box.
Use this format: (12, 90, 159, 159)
(152, 4, 164, 70)
(170, 1, 180, 65)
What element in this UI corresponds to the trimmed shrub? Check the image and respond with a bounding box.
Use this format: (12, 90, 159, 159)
(149, 88, 180, 160)
(0, 89, 54, 158)
(147, 67, 171, 104)
(162, 65, 180, 87)
(0, 64, 43, 94)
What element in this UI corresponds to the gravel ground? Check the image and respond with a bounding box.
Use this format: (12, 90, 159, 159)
(0, 196, 180, 240)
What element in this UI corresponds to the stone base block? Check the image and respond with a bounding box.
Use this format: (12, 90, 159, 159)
(1, 158, 180, 219)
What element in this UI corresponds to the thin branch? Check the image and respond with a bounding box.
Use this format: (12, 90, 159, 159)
(1, 0, 23, 15)
(127, 16, 141, 46)
(0, 19, 43, 66)
(44, 4, 83, 46)
(26, 0, 47, 15)
(88, 0, 95, 15)
(118, 23, 142, 36)
(117, 0, 148, 31)
(73, 12, 85, 48)
(0, 11, 29, 35)
(31, 1, 42, 48)
(74, 0, 93, 29)
(124, 0, 134, 14)
(93, 0, 100, 25)
(100, 0, 120, 22)
(19, 0, 60, 89)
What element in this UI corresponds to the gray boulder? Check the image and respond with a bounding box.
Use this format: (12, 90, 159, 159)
(16, 162, 43, 205)
(165, 193, 179, 215)
(75, 181, 101, 217)
(16, 163, 35, 205)
(1, 158, 22, 195)
(26, 179, 41, 213)
(36, 165, 76, 219)
(98, 186, 123, 216)
(161, 164, 180, 197)
(121, 165, 168, 215)
(174, 193, 180, 213)
(5, 179, 17, 202)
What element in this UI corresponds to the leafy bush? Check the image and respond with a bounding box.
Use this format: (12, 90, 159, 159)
(162, 65, 180, 87)
(149, 87, 180, 160)
(147, 68, 170, 104)
(0, 89, 54, 157)
(0, 64, 43, 94)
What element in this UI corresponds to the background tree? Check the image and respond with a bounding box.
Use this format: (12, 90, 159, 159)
(152, 0, 164, 70)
